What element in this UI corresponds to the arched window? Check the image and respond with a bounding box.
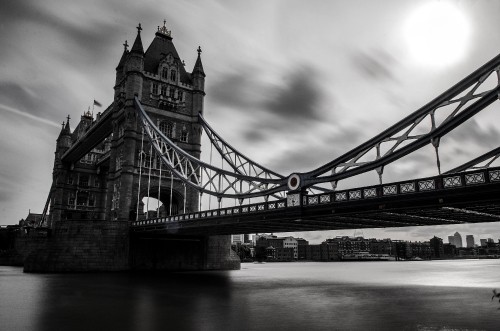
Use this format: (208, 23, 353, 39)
(162, 67, 168, 79)
(170, 70, 176, 81)
(159, 121, 174, 138)
(152, 83, 159, 95)
(180, 129, 188, 143)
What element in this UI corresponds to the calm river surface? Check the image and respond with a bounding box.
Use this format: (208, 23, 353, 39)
(1, 260, 500, 330)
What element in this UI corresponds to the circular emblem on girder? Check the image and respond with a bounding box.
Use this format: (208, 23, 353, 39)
(287, 173, 301, 191)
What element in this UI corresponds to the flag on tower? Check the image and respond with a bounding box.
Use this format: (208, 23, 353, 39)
(93, 100, 102, 107)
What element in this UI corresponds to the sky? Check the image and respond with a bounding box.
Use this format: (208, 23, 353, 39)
(1, 0, 500, 244)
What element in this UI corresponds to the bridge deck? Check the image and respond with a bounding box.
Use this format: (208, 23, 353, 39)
(132, 168, 500, 236)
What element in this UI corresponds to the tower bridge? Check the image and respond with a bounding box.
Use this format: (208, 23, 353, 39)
(19, 22, 500, 272)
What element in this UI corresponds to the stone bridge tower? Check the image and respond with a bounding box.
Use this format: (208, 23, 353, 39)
(50, 22, 205, 224)
(38, 23, 238, 272)
(108, 22, 205, 222)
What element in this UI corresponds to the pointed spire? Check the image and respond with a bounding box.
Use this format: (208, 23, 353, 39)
(117, 40, 129, 69)
(131, 23, 144, 54)
(64, 115, 71, 132)
(58, 115, 71, 140)
(193, 46, 205, 77)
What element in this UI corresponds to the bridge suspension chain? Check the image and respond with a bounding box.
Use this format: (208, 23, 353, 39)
(134, 97, 288, 199)
(198, 113, 287, 200)
(299, 53, 500, 188)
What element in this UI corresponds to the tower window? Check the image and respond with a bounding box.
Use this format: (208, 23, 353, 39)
(159, 121, 174, 138)
(68, 193, 76, 206)
(170, 70, 176, 81)
(162, 67, 168, 79)
(143, 153, 153, 168)
(169, 88, 175, 99)
(180, 130, 188, 143)
(178, 91, 183, 101)
(89, 193, 96, 207)
(79, 175, 89, 188)
(152, 83, 159, 95)
(161, 85, 167, 96)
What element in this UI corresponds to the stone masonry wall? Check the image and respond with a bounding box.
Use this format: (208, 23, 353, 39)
(204, 235, 241, 270)
(21, 220, 129, 272)
(130, 234, 240, 271)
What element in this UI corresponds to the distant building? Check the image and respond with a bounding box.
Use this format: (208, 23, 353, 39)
(409, 241, 432, 260)
(369, 238, 393, 256)
(453, 232, 463, 248)
(443, 243, 457, 257)
(466, 235, 474, 248)
(393, 240, 412, 260)
(480, 239, 487, 247)
(19, 212, 42, 227)
(448, 236, 455, 246)
(255, 235, 298, 260)
(231, 234, 244, 244)
(430, 236, 444, 258)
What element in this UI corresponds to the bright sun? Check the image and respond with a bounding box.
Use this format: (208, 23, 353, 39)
(404, 2, 470, 67)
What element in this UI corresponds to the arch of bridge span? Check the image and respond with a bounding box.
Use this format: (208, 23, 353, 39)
(136, 53, 500, 200)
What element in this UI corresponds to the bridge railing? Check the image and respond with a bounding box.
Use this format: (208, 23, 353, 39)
(131, 167, 500, 228)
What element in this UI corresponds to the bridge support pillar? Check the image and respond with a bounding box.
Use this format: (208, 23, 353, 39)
(204, 235, 241, 270)
(129, 234, 240, 271)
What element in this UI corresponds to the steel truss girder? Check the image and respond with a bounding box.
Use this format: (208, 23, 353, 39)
(198, 114, 285, 199)
(198, 114, 284, 180)
(300, 53, 500, 188)
(135, 97, 287, 199)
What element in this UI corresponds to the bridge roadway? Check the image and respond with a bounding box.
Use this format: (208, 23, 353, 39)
(132, 167, 500, 236)
(61, 103, 114, 164)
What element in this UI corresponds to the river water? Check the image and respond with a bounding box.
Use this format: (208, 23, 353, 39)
(1, 260, 500, 330)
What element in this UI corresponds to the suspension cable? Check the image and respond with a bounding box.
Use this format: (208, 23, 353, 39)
(146, 144, 153, 217)
(136, 127, 145, 222)
(157, 152, 161, 218)
(183, 161, 187, 213)
(208, 141, 213, 209)
(183, 183, 187, 214)
(169, 173, 173, 216)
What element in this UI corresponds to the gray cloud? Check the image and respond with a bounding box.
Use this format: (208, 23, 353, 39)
(450, 118, 500, 149)
(0, 81, 74, 124)
(208, 72, 255, 109)
(0, 82, 39, 115)
(351, 49, 397, 81)
(263, 65, 324, 122)
(243, 129, 267, 143)
(267, 124, 366, 174)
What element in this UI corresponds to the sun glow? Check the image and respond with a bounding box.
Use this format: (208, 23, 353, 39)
(404, 2, 470, 67)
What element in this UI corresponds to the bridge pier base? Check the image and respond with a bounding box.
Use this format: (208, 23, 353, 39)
(129, 234, 240, 271)
(14, 221, 239, 272)
(21, 220, 130, 273)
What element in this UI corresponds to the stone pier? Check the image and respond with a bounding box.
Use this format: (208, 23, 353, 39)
(9, 220, 240, 272)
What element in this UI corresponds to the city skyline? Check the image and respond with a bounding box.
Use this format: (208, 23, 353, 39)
(233, 231, 498, 246)
(1, 1, 500, 244)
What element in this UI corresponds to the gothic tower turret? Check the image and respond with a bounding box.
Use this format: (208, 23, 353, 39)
(56, 116, 72, 151)
(50, 116, 72, 227)
(114, 41, 129, 99)
(192, 46, 206, 116)
(125, 24, 145, 100)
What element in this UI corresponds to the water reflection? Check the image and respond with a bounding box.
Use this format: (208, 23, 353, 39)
(1, 260, 500, 331)
(32, 272, 234, 331)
